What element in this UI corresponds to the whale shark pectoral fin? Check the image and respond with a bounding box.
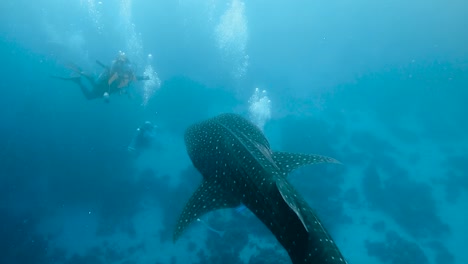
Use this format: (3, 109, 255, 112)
(173, 179, 240, 242)
(275, 180, 309, 232)
(272, 152, 341, 175)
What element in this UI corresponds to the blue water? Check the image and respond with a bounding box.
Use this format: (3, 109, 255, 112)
(1, 0, 467, 263)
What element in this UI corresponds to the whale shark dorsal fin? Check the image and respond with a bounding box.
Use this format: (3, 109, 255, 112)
(272, 152, 341, 175)
(173, 179, 240, 242)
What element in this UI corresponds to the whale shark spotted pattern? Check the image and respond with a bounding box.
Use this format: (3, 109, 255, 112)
(174, 113, 347, 264)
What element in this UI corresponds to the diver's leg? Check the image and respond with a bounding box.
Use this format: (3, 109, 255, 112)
(51, 75, 100, 100)
(80, 73, 97, 86)
(63, 63, 96, 85)
(79, 83, 102, 100)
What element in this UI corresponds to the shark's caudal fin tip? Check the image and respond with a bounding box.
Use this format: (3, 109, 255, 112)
(328, 157, 343, 165)
(308, 154, 342, 165)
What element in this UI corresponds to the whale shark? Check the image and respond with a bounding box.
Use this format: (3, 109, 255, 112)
(174, 113, 347, 264)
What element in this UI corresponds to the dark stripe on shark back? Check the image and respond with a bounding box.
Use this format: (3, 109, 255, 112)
(218, 122, 277, 204)
(215, 113, 271, 150)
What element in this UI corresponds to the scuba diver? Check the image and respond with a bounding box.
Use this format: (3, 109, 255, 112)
(128, 121, 157, 156)
(52, 52, 150, 102)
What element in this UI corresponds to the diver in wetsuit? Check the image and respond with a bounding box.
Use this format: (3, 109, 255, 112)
(52, 52, 150, 102)
(128, 121, 157, 156)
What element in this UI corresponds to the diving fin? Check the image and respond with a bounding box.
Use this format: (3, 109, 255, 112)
(96, 60, 110, 70)
(50, 75, 81, 84)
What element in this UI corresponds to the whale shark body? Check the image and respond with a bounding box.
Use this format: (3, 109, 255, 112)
(174, 113, 347, 264)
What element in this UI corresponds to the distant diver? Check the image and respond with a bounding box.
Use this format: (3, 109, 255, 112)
(128, 121, 157, 156)
(52, 51, 150, 102)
